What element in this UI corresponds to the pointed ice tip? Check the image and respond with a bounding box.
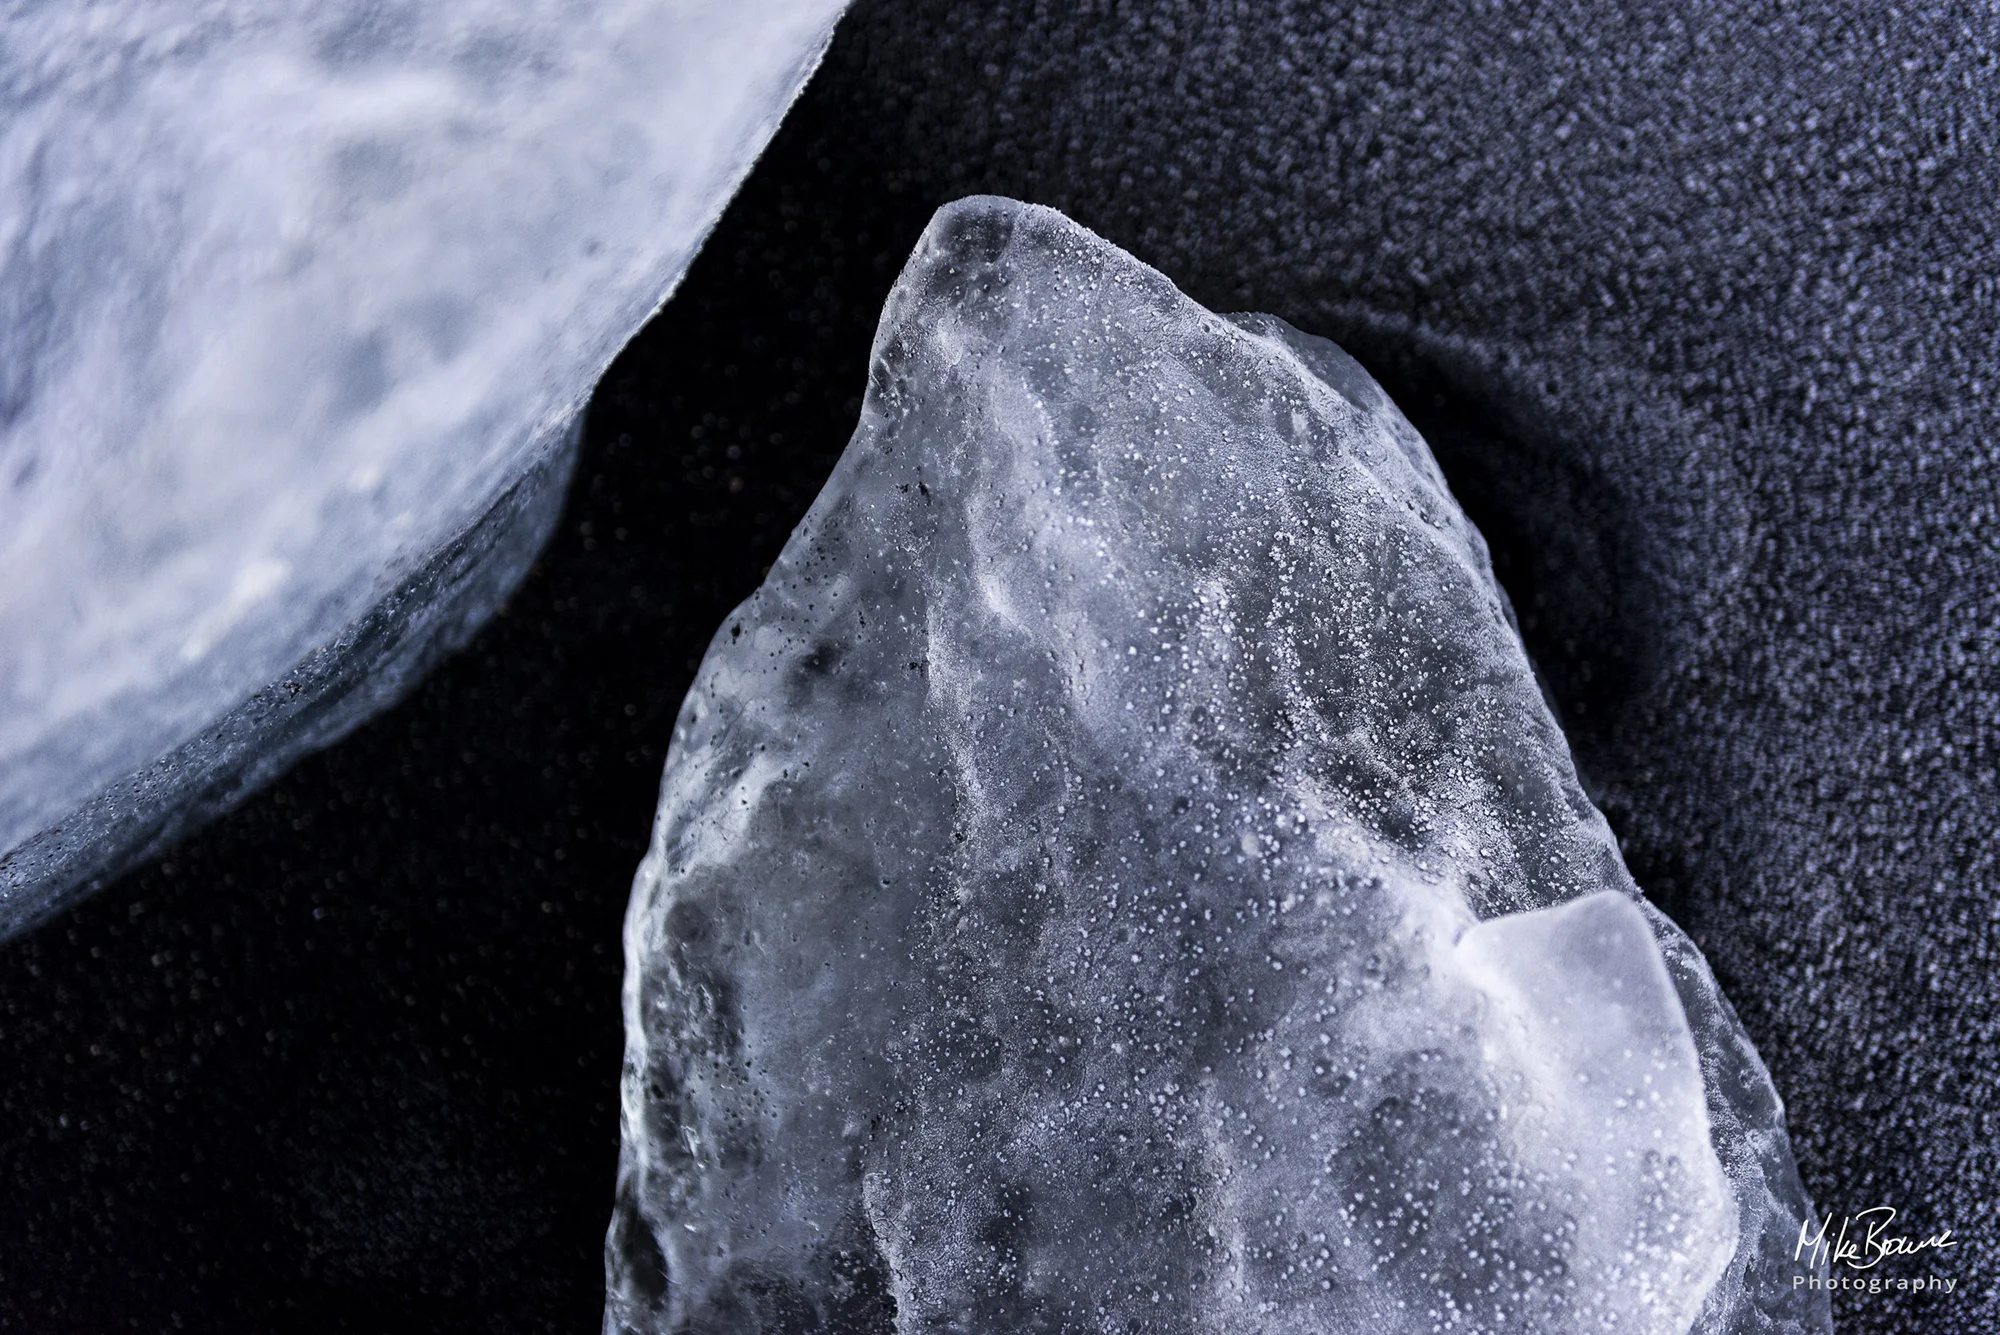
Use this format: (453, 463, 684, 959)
(924, 194, 1034, 261)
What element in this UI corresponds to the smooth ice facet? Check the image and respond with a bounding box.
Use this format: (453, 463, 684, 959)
(607, 197, 1828, 1334)
(0, 0, 847, 934)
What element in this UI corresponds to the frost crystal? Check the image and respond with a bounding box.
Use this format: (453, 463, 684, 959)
(607, 198, 1828, 1334)
(0, 0, 846, 934)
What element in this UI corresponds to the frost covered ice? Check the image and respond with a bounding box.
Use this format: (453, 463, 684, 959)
(607, 198, 1829, 1333)
(0, 0, 847, 935)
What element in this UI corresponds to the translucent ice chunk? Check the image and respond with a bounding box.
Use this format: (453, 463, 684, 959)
(606, 197, 1829, 1334)
(0, 0, 847, 935)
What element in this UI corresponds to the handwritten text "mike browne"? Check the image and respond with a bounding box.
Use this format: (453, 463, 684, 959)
(1797, 1207, 1956, 1273)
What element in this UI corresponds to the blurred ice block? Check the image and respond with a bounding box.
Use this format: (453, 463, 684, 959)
(0, 0, 848, 934)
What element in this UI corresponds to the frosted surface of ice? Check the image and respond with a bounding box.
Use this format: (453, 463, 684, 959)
(0, 0, 846, 933)
(607, 198, 1828, 1333)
